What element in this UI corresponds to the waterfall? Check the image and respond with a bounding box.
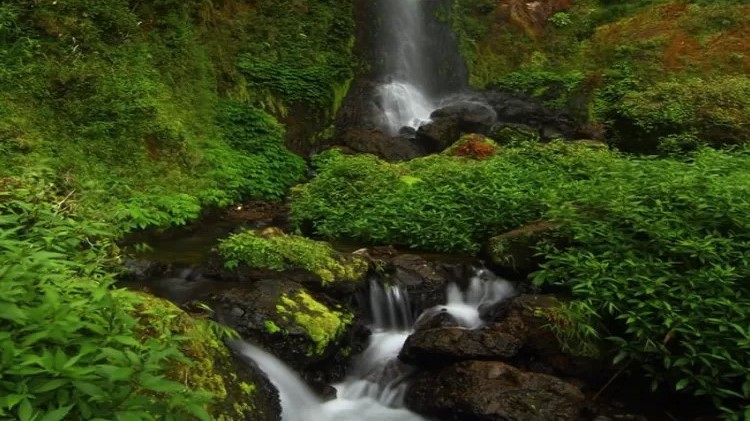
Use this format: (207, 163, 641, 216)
(372, 0, 467, 135)
(236, 267, 514, 421)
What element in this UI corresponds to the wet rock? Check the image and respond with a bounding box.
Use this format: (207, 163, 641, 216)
(487, 220, 561, 276)
(431, 100, 498, 134)
(381, 253, 476, 312)
(137, 294, 281, 421)
(482, 90, 576, 139)
(405, 360, 585, 421)
(121, 258, 168, 282)
(399, 326, 522, 366)
(204, 280, 357, 373)
(413, 307, 460, 331)
(336, 127, 426, 161)
(495, 294, 605, 381)
(229, 348, 282, 421)
(415, 116, 462, 153)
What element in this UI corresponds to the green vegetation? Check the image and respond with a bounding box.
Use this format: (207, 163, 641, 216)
(218, 230, 368, 285)
(0, 172, 258, 420)
(291, 144, 750, 415)
(0, 1, 355, 418)
(0, 0, 357, 233)
(276, 291, 353, 356)
(532, 148, 750, 416)
(450, 0, 750, 150)
(292, 144, 611, 252)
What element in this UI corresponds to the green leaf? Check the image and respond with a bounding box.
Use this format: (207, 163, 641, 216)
(0, 303, 26, 323)
(676, 378, 690, 391)
(39, 405, 73, 421)
(139, 374, 186, 393)
(34, 379, 68, 393)
(18, 399, 33, 421)
(0, 394, 25, 410)
(72, 381, 105, 398)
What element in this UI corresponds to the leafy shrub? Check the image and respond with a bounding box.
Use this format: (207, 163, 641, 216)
(291, 144, 615, 252)
(291, 145, 750, 416)
(611, 76, 750, 150)
(218, 230, 367, 285)
(0, 173, 223, 420)
(549, 12, 572, 28)
(534, 148, 750, 417)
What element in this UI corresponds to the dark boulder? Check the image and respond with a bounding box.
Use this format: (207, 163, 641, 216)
(336, 127, 426, 161)
(203, 280, 358, 378)
(399, 326, 522, 366)
(413, 307, 461, 331)
(494, 294, 605, 381)
(482, 90, 576, 139)
(380, 253, 477, 312)
(405, 360, 585, 421)
(431, 100, 498, 134)
(415, 116, 462, 153)
(487, 221, 561, 276)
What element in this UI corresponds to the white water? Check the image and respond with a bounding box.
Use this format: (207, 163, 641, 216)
(434, 268, 515, 329)
(237, 268, 514, 421)
(377, 81, 435, 135)
(375, 0, 438, 135)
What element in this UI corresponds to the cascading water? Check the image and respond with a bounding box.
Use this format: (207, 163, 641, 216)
(372, 0, 468, 135)
(374, 0, 435, 134)
(237, 267, 514, 421)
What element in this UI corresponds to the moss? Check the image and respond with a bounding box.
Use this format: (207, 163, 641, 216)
(264, 320, 282, 334)
(275, 290, 353, 356)
(218, 230, 369, 285)
(134, 293, 258, 420)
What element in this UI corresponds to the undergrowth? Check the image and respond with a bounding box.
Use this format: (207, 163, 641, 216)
(291, 144, 750, 417)
(0, 171, 224, 420)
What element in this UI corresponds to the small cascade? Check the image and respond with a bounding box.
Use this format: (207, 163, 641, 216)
(437, 268, 515, 328)
(237, 266, 514, 421)
(368, 277, 414, 330)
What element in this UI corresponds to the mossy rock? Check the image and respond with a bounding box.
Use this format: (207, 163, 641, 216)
(205, 280, 356, 371)
(443, 134, 500, 159)
(488, 221, 560, 275)
(134, 293, 281, 421)
(218, 229, 369, 294)
(488, 123, 541, 145)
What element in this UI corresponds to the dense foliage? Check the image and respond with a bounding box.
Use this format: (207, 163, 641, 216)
(0, 172, 245, 420)
(292, 144, 611, 252)
(450, 0, 750, 150)
(0, 0, 361, 232)
(292, 144, 750, 416)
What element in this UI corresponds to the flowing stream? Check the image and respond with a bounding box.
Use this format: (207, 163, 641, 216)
(237, 268, 514, 421)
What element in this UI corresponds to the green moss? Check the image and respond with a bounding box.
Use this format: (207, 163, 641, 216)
(218, 230, 369, 285)
(134, 294, 259, 420)
(264, 320, 282, 334)
(276, 291, 353, 356)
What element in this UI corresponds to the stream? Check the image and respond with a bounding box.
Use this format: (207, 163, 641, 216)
(236, 270, 514, 421)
